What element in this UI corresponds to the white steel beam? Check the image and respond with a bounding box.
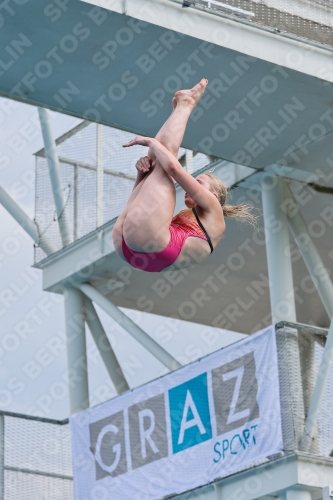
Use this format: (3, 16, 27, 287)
(82, 0, 333, 83)
(214, 483, 222, 499)
(285, 184, 333, 319)
(83, 296, 130, 394)
(260, 175, 296, 323)
(0, 414, 3, 500)
(64, 287, 89, 414)
(300, 317, 333, 451)
(286, 490, 311, 500)
(185, 149, 193, 174)
(38, 107, 73, 247)
(55, 156, 135, 181)
(0, 185, 57, 256)
(96, 124, 104, 227)
(73, 165, 79, 241)
(77, 283, 181, 371)
(322, 486, 333, 500)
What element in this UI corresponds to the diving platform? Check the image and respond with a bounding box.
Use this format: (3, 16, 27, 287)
(2, 2, 333, 332)
(0, 0, 333, 179)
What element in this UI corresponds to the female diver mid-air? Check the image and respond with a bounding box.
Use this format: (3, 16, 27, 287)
(113, 79, 257, 273)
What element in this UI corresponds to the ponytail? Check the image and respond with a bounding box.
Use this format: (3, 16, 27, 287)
(205, 174, 260, 226)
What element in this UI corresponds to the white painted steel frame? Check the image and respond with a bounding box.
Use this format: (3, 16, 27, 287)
(82, 0, 333, 83)
(96, 124, 104, 227)
(260, 174, 296, 323)
(73, 164, 79, 242)
(300, 318, 333, 452)
(286, 184, 333, 319)
(0, 415, 3, 500)
(286, 490, 312, 500)
(64, 287, 89, 414)
(0, 185, 56, 256)
(281, 185, 333, 452)
(185, 149, 194, 174)
(183, 0, 255, 20)
(83, 296, 130, 393)
(6, 99, 333, 458)
(38, 108, 73, 247)
(55, 156, 135, 181)
(322, 486, 333, 500)
(77, 282, 181, 371)
(183, 452, 333, 500)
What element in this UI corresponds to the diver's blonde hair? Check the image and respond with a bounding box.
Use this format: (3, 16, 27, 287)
(205, 174, 259, 226)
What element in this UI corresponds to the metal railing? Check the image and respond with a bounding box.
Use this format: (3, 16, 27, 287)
(179, 0, 333, 49)
(0, 411, 73, 500)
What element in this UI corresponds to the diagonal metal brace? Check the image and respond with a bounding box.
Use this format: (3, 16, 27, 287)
(83, 296, 130, 394)
(77, 282, 181, 371)
(0, 184, 56, 255)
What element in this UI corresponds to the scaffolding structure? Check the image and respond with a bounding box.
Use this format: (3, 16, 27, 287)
(0, 0, 333, 497)
(0, 107, 331, 499)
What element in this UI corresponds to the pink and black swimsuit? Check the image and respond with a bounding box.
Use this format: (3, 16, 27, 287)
(122, 208, 214, 273)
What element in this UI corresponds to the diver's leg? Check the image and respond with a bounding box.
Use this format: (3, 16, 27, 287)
(113, 171, 150, 257)
(122, 159, 176, 252)
(149, 78, 208, 158)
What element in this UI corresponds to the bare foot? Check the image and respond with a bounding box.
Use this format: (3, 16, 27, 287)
(174, 79, 208, 107)
(172, 96, 177, 110)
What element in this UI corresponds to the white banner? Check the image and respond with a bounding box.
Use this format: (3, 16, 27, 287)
(70, 326, 282, 500)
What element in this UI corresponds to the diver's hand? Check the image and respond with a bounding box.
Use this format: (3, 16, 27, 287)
(135, 156, 153, 174)
(123, 136, 152, 148)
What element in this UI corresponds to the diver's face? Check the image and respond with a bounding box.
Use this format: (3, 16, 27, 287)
(184, 175, 212, 208)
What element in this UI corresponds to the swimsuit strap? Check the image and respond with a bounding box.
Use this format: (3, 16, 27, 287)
(192, 207, 214, 254)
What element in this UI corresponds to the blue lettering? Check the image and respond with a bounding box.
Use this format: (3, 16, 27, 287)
(230, 434, 245, 455)
(214, 426, 259, 462)
(242, 428, 250, 446)
(251, 424, 258, 444)
(213, 442, 221, 463)
(222, 439, 229, 459)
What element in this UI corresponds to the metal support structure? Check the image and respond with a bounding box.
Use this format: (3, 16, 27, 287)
(64, 287, 89, 414)
(96, 124, 104, 227)
(73, 164, 79, 241)
(38, 155, 136, 181)
(262, 176, 305, 447)
(285, 184, 333, 318)
(286, 490, 311, 500)
(0, 185, 57, 256)
(284, 186, 333, 452)
(214, 483, 222, 499)
(0, 415, 4, 500)
(78, 283, 181, 371)
(38, 107, 73, 247)
(300, 318, 333, 451)
(83, 296, 130, 394)
(260, 175, 296, 323)
(322, 486, 333, 500)
(298, 331, 318, 454)
(185, 149, 193, 174)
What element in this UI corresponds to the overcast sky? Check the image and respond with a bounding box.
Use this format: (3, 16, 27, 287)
(0, 97, 245, 420)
